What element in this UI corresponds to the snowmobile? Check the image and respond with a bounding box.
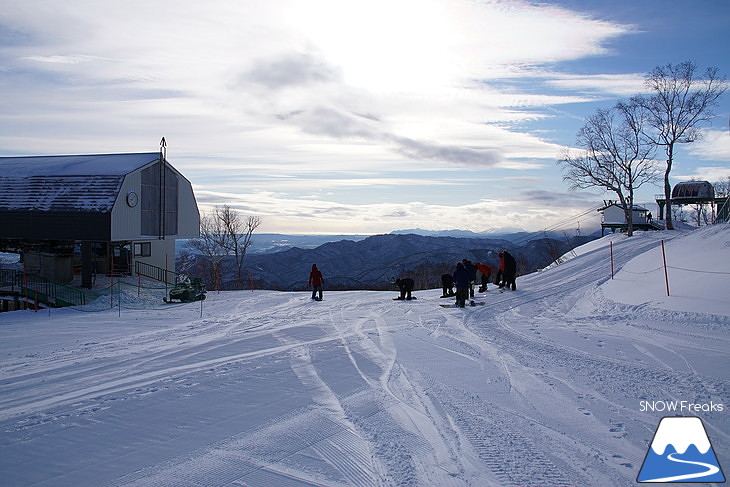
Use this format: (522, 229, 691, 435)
(164, 277, 206, 303)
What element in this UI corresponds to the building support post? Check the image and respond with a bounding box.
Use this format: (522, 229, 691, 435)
(81, 241, 93, 288)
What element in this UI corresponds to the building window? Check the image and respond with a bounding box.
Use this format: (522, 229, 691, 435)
(134, 242, 152, 257)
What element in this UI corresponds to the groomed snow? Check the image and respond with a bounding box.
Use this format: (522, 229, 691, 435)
(1, 225, 728, 486)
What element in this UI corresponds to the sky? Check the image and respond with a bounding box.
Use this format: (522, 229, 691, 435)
(1, 0, 728, 235)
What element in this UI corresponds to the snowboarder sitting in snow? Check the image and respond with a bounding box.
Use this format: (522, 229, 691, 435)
(476, 262, 492, 292)
(395, 277, 415, 300)
(452, 262, 471, 308)
(309, 264, 324, 301)
(440, 273, 455, 297)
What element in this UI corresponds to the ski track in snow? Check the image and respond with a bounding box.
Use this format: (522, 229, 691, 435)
(0, 228, 728, 486)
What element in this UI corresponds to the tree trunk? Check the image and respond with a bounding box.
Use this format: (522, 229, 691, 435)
(626, 190, 634, 237)
(664, 146, 675, 230)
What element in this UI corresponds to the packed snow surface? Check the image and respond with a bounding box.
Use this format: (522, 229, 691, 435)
(1, 226, 728, 486)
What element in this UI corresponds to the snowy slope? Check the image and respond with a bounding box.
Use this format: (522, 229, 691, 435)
(0, 226, 728, 486)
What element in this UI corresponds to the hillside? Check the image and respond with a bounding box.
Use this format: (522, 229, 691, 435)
(213, 232, 595, 290)
(1, 225, 727, 486)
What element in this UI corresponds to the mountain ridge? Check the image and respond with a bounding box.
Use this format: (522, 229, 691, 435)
(192, 232, 598, 291)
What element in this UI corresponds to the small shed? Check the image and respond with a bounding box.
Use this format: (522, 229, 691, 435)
(597, 201, 661, 236)
(0, 152, 199, 286)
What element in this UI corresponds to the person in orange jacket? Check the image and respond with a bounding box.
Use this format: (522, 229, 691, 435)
(476, 262, 492, 292)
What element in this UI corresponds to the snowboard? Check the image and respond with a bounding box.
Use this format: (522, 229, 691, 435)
(440, 300, 485, 308)
(393, 296, 418, 301)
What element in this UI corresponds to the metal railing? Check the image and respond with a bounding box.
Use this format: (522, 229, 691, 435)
(0, 269, 86, 307)
(135, 261, 180, 284)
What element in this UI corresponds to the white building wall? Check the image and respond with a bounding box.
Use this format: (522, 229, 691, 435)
(602, 205, 648, 224)
(110, 162, 199, 241)
(109, 161, 199, 279)
(602, 206, 626, 224)
(132, 239, 176, 280)
(111, 170, 143, 241)
(176, 172, 200, 238)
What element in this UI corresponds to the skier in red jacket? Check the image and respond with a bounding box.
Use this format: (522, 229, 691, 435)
(309, 264, 324, 301)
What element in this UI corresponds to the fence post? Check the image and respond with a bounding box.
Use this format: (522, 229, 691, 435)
(661, 240, 670, 296)
(23, 262, 28, 307)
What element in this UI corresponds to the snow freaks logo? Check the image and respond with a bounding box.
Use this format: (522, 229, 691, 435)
(637, 416, 725, 483)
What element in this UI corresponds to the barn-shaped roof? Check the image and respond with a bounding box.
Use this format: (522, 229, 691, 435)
(672, 180, 715, 200)
(0, 153, 161, 213)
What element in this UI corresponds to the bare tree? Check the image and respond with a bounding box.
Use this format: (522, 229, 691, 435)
(714, 177, 730, 198)
(188, 206, 262, 290)
(715, 177, 730, 223)
(188, 211, 228, 290)
(216, 205, 261, 288)
(559, 101, 660, 236)
(688, 202, 711, 227)
(634, 61, 727, 230)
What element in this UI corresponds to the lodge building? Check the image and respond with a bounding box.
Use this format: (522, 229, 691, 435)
(0, 151, 200, 288)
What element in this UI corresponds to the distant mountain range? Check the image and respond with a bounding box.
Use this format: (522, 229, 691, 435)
(218, 227, 601, 255)
(186, 232, 598, 292)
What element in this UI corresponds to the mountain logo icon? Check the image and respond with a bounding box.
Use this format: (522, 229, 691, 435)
(637, 416, 725, 483)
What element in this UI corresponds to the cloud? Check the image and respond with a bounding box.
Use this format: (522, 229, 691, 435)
(390, 136, 504, 166)
(686, 128, 730, 161)
(193, 188, 604, 235)
(22, 54, 98, 64)
(545, 72, 646, 97)
(0, 0, 669, 234)
(676, 166, 730, 184)
(243, 52, 341, 90)
(273, 105, 508, 166)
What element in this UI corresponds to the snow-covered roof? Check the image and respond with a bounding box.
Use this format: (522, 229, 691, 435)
(0, 175, 124, 212)
(0, 152, 161, 177)
(0, 153, 161, 212)
(597, 202, 648, 212)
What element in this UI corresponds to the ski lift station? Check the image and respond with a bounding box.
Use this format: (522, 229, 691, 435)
(598, 181, 729, 236)
(656, 180, 729, 224)
(0, 151, 200, 290)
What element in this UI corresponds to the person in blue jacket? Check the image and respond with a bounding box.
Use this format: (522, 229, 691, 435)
(452, 262, 471, 307)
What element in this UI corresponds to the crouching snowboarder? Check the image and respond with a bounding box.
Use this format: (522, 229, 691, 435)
(441, 274, 455, 297)
(395, 277, 415, 300)
(476, 262, 492, 292)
